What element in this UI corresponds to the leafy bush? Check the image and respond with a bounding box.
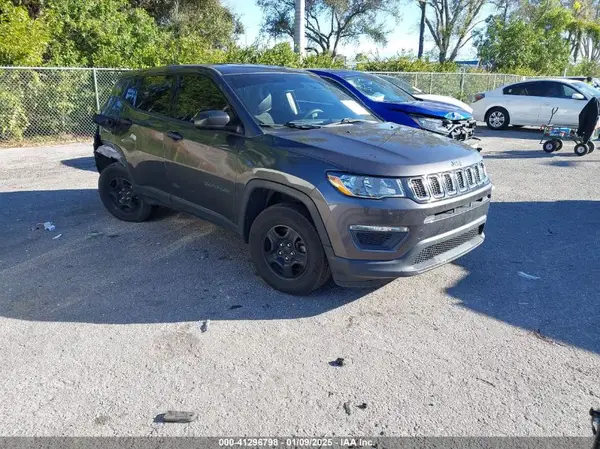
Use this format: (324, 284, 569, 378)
(356, 56, 459, 73)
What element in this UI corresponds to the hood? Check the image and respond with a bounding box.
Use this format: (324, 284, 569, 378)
(413, 94, 473, 114)
(271, 122, 481, 177)
(379, 100, 473, 120)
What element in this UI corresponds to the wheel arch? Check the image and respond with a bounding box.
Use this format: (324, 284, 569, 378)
(239, 179, 332, 249)
(94, 140, 130, 176)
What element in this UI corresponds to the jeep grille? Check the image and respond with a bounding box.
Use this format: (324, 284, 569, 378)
(408, 162, 489, 202)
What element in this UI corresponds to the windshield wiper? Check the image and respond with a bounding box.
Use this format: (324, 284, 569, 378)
(326, 118, 369, 126)
(283, 121, 323, 129)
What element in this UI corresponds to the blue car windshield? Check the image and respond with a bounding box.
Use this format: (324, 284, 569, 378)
(225, 73, 378, 126)
(344, 73, 414, 103)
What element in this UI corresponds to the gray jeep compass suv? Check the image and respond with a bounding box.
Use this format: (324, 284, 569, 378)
(93, 64, 492, 295)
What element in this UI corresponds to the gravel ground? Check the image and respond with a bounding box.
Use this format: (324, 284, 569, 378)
(0, 129, 599, 437)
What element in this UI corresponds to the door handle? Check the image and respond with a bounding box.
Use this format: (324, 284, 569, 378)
(166, 131, 183, 141)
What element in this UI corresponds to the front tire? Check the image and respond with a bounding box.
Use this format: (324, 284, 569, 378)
(574, 143, 589, 157)
(587, 141, 596, 153)
(486, 107, 510, 130)
(249, 203, 330, 295)
(98, 163, 153, 222)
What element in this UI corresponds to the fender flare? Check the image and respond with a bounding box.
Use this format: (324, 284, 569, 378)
(239, 179, 332, 248)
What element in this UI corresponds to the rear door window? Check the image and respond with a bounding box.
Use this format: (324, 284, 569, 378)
(126, 75, 175, 116)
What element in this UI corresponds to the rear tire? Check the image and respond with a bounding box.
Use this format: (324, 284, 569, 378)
(485, 107, 510, 130)
(554, 139, 563, 151)
(249, 203, 330, 295)
(98, 163, 153, 222)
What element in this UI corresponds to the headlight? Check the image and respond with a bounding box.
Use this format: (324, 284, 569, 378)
(327, 173, 405, 199)
(410, 115, 450, 134)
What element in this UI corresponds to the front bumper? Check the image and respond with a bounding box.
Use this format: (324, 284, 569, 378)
(315, 184, 492, 288)
(328, 214, 486, 287)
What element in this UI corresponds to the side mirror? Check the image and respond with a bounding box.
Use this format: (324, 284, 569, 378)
(572, 93, 586, 100)
(193, 110, 231, 129)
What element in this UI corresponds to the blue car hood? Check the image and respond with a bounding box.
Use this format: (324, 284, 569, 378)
(380, 100, 472, 120)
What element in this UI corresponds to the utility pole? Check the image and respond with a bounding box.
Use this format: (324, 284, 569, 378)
(294, 0, 306, 57)
(418, 0, 426, 59)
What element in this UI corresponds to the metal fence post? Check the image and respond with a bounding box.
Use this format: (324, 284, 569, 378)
(460, 71, 465, 98)
(429, 73, 433, 94)
(92, 68, 100, 112)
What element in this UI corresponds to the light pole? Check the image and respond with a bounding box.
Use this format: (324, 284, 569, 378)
(294, 0, 306, 57)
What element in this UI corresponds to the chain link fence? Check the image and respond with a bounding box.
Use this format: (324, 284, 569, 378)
(0, 67, 524, 146)
(0, 67, 128, 146)
(371, 71, 524, 101)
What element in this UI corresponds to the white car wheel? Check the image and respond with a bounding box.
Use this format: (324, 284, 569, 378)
(486, 109, 508, 129)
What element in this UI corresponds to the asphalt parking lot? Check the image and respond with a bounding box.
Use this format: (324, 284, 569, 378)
(0, 128, 599, 437)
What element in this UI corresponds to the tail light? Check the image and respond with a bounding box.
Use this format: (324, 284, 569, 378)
(473, 93, 485, 102)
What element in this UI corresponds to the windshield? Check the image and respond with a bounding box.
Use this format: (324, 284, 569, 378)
(380, 75, 422, 95)
(343, 73, 414, 103)
(225, 73, 377, 127)
(572, 81, 600, 97)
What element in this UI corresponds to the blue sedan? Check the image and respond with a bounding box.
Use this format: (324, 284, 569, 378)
(309, 69, 481, 150)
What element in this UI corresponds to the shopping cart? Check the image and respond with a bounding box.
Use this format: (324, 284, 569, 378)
(540, 101, 600, 156)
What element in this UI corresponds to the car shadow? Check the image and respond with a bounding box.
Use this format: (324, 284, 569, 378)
(2, 190, 599, 354)
(483, 149, 584, 160)
(0, 189, 371, 325)
(61, 156, 97, 172)
(447, 200, 600, 355)
(477, 127, 543, 141)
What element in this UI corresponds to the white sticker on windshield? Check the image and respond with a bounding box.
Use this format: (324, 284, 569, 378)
(341, 100, 369, 116)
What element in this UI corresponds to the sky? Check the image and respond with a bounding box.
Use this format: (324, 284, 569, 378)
(227, 0, 490, 60)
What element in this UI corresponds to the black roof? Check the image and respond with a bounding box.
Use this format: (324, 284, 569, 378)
(126, 64, 306, 76)
(211, 64, 306, 75)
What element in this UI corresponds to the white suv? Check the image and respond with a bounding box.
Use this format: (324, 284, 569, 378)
(471, 78, 600, 129)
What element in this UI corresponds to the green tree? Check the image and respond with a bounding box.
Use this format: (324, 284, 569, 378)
(0, 0, 49, 65)
(40, 0, 170, 67)
(421, 0, 489, 63)
(257, 0, 400, 56)
(476, 1, 572, 75)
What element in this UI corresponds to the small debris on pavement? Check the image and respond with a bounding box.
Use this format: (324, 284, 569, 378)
(329, 357, 345, 367)
(44, 222, 56, 231)
(229, 305, 242, 310)
(343, 402, 352, 415)
(518, 271, 540, 280)
(218, 255, 233, 261)
(475, 377, 496, 388)
(107, 233, 120, 238)
(156, 411, 197, 423)
(87, 231, 104, 238)
(531, 328, 566, 346)
(199, 250, 209, 260)
(356, 403, 368, 410)
(52, 233, 63, 240)
(200, 320, 210, 333)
